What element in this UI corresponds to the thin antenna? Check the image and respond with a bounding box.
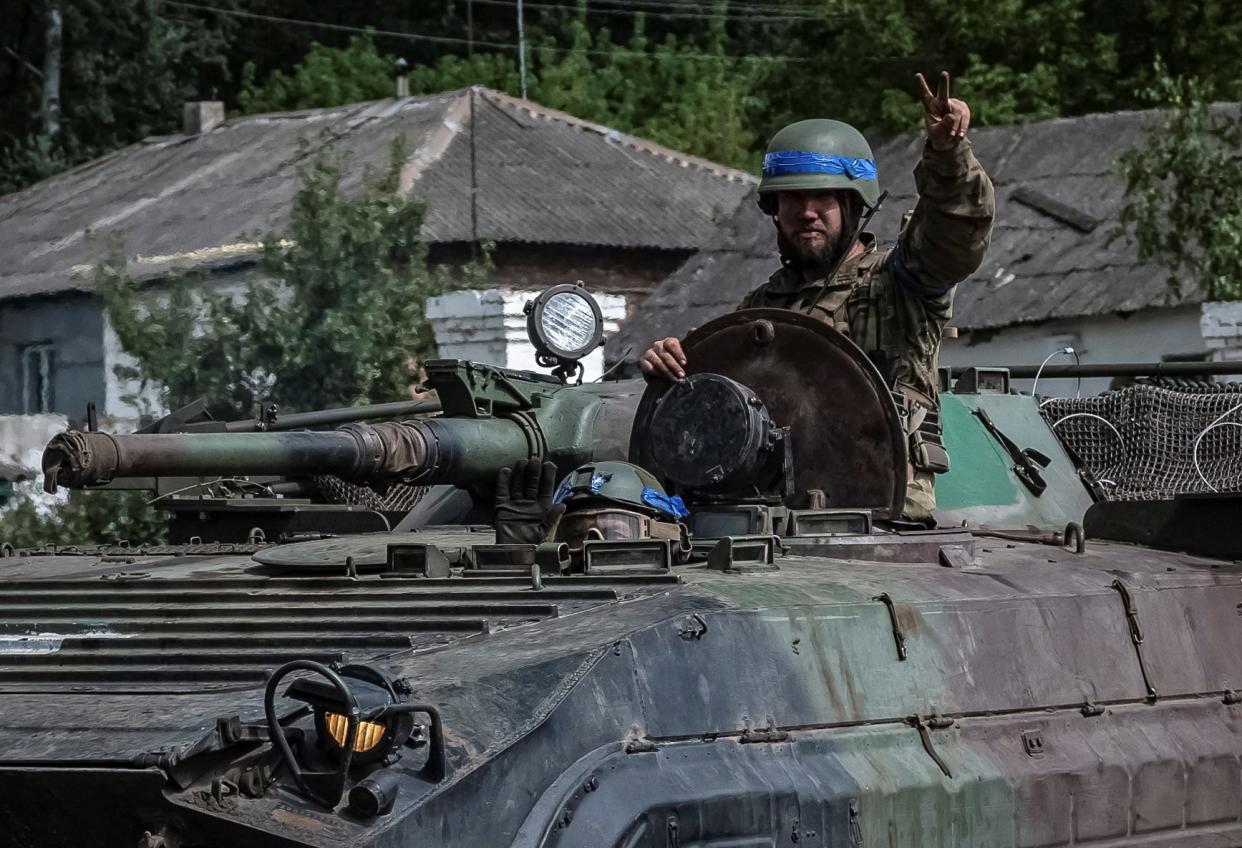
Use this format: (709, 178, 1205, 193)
(517, 0, 527, 99)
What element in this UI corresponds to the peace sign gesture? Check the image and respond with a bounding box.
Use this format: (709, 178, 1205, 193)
(916, 71, 971, 151)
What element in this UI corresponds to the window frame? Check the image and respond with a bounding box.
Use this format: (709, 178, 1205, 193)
(18, 341, 55, 414)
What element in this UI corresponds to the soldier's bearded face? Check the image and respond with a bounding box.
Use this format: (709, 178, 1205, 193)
(775, 189, 851, 269)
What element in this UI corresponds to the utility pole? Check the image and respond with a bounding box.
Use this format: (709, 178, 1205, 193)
(516, 0, 527, 99)
(42, 4, 62, 138)
(469, 88, 479, 259)
(467, 0, 474, 57)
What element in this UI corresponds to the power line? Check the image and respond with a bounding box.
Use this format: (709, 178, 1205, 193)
(159, 0, 816, 63)
(595, 0, 834, 16)
(160, 1, 513, 49)
(469, 0, 837, 22)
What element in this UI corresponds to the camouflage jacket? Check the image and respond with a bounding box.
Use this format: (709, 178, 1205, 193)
(738, 141, 995, 405)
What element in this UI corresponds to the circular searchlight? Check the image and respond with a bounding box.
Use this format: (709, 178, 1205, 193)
(525, 283, 604, 380)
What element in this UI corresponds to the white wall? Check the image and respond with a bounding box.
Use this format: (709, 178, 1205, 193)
(0, 414, 71, 513)
(102, 312, 164, 420)
(0, 414, 68, 478)
(100, 273, 262, 419)
(428, 288, 627, 381)
(944, 305, 1206, 396)
(1202, 301, 1242, 362)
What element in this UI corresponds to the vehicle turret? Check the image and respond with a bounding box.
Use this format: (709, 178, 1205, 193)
(41, 359, 642, 493)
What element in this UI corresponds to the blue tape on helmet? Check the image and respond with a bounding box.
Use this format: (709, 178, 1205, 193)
(762, 150, 877, 181)
(642, 487, 690, 519)
(554, 471, 612, 504)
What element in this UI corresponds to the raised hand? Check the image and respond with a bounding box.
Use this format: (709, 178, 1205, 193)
(916, 71, 971, 152)
(493, 459, 566, 545)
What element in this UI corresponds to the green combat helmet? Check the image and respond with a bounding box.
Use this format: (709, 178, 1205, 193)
(552, 461, 688, 551)
(757, 119, 881, 214)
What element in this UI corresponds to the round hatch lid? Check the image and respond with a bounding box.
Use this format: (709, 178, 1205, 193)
(630, 309, 907, 516)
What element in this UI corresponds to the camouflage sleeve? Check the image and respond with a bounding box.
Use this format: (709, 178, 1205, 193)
(891, 140, 995, 298)
(737, 287, 762, 310)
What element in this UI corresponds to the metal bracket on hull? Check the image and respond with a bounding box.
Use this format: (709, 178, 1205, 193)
(1111, 578, 1159, 702)
(909, 714, 953, 778)
(874, 593, 908, 661)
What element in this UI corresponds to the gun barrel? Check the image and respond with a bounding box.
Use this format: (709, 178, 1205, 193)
(42, 427, 391, 492)
(42, 387, 640, 492)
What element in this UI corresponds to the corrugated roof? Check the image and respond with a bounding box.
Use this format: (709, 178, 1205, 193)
(608, 107, 1211, 364)
(0, 88, 754, 301)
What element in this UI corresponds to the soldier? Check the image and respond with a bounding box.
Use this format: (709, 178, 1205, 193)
(492, 459, 687, 549)
(639, 71, 995, 525)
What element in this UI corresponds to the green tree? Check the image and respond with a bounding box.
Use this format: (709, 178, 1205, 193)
(98, 141, 490, 420)
(1096, 0, 1242, 105)
(527, 16, 761, 169)
(757, 0, 1122, 137)
(0, 0, 233, 194)
(13, 0, 1242, 193)
(233, 19, 761, 169)
(0, 489, 167, 549)
(1117, 67, 1242, 301)
(237, 34, 393, 115)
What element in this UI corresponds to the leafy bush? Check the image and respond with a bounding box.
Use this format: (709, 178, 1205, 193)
(98, 140, 490, 420)
(1118, 65, 1242, 301)
(0, 488, 167, 550)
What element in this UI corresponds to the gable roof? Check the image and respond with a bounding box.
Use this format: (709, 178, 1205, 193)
(608, 107, 1209, 365)
(0, 87, 754, 301)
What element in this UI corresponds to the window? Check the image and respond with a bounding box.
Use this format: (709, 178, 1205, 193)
(19, 342, 54, 414)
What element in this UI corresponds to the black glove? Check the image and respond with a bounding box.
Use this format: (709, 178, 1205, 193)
(493, 459, 566, 545)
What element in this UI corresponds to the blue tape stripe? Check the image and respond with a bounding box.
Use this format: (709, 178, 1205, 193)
(641, 487, 689, 519)
(763, 150, 877, 181)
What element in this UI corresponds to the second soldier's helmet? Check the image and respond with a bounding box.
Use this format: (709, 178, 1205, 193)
(552, 461, 687, 551)
(757, 119, 881, 214)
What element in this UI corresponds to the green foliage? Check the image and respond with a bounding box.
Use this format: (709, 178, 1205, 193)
(0, 134, 69, 195)
(0, 488, 167, 549)
(408, 53, 523, 96)
(1117, 67, 1242, 301)
(237, 35, 393, 115)
(12, 0, 1242, 198)
(0, 0, 233, 194)
(764, 0, 1120, 136)
(1101, 0, 1242, 103)
(233, 21, 761, 169)
(527, 17, 761, 169)
(98, 141, 490, 419)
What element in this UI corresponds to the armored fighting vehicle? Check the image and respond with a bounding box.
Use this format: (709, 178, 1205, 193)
(2, 284, 1241, 847)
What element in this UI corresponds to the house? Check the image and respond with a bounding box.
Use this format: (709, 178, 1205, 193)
(606, 108, 1242, 396)
(0, 87, 754, 423)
